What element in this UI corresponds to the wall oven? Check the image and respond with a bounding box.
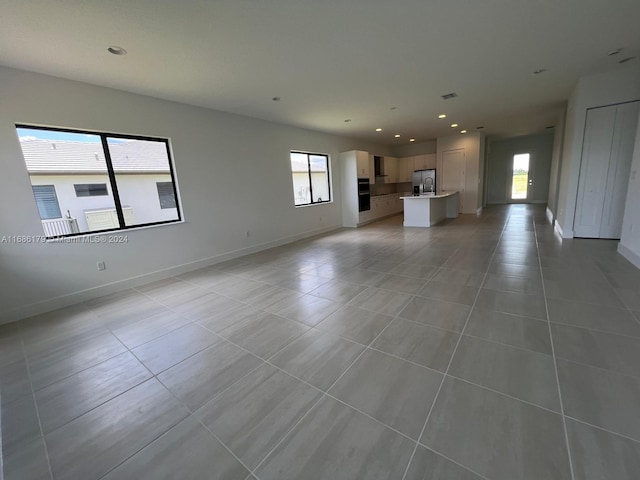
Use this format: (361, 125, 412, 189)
(358, 178, 370, 212)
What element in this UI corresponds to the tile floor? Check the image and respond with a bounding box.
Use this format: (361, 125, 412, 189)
(2, 204, 640, 479)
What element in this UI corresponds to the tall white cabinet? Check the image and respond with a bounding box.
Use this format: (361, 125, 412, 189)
(574, 101, 640, 239)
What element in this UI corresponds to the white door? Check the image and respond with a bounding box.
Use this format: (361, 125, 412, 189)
(599, 101, 640, 238)
(574, 101, 639, 238)
(442, 148, 465, 212)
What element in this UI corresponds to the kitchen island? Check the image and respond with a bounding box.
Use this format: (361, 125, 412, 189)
(400, 192, 459, 227)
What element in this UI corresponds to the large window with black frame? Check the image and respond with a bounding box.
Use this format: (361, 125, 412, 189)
(290, 151, 331, 207)
(16, 125, 181, 238)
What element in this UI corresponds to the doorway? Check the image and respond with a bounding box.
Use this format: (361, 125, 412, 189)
(509, 153, 532, 203)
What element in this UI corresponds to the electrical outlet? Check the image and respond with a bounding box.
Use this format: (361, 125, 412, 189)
(97, 261, 106, 271)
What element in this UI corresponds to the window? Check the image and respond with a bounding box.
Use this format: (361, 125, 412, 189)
(290, 151, 331, 206)
(157, 182, 177, 209)
(32, 185, 62, 219)
(16, 125, 182, 238)
(74, 183, 108, 197)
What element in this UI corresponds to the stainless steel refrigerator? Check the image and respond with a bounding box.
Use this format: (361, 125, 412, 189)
(412, 169, 436, 194)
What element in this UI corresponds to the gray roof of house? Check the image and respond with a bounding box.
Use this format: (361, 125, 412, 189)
(19, 139, 172, 173)
(290, 153, 328, 173)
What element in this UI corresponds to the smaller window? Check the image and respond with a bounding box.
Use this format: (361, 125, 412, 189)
(32, 185, 62, 219)
(157, 182, 177, 209)
(74, 183, 109, 197)
(290, 151, 331, 206)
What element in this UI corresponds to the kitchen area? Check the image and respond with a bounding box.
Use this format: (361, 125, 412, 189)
(340, 149, 456, 227)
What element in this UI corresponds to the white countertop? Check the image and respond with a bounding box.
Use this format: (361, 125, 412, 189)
(400, 191, 458, 200)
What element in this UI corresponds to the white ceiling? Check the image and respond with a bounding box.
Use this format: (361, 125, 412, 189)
(1, 0, 639, 145)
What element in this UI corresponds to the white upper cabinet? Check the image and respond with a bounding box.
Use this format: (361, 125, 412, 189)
(384, 156, 398, 183)
(355, 150, 369, 177)
(413, 154, 428, 170)
(397, 157, 413, 183)
(414, 154, 437, 170)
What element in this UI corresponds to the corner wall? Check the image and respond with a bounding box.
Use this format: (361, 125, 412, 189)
(391, 140, 437, 158)
(546, 108, 567, 223)
(0, 66, 386, 323)
(619, 110, 640, 268)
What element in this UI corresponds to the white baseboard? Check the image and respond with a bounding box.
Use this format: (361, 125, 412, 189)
(554, 221, 564, 237)
(0, 223, 341, 325)
(618, 243, 640, 269)
(545, 207, 555, 225)
(476, 207, 483, 215)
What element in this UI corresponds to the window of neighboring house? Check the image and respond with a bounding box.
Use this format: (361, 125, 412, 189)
(74, 183, 109, 197)
(156, 182, 177, 209)
(16, 125, 182, 238)
(32, 185, 62, 219)
(290, 151, 331, 207)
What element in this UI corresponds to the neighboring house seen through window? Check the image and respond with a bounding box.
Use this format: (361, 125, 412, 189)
(156, 182, 177, 209)
(16, 125, 181, 238)
(74, 183, 109, 197)
(290, 151, 331, 206)
(32, 185, 62, 220)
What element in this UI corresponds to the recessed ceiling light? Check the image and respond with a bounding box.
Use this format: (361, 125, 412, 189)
(532, 68, 547, 75)
(619, 56, 636, 64)
(409, 138, 416, 142)
(375, 128, 382, 132)
(344, 119, 352, 123)
(450, 123, 458, 128)
(460, 130, 467, 134)
(272, 96, 281, 101)
(107, 46, 127, 56)
(438, 114, 447, 119)
(608, 48, 622, 56)
(394, 134, 401, 138)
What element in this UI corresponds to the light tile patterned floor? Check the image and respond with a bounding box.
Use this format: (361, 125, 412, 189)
(2, 204, 640, 479)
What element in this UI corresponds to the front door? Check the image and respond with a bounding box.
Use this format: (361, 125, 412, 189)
(508, 153, 532, 203)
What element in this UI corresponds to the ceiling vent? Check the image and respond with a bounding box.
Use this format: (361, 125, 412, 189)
(441, 92, 458, 100)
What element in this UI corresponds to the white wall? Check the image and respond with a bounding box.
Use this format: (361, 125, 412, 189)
(486, 133, 554, 204)
(437, 132, 485, 214)
(0, 66, 387, 323)
(555, 65, 640, 237)
(546, 109, 567, 223)
(391, 140, 437, 158)
(619, 110, 640, 268)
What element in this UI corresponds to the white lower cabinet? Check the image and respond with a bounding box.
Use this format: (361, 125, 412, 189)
(358, 194, 404, 225)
